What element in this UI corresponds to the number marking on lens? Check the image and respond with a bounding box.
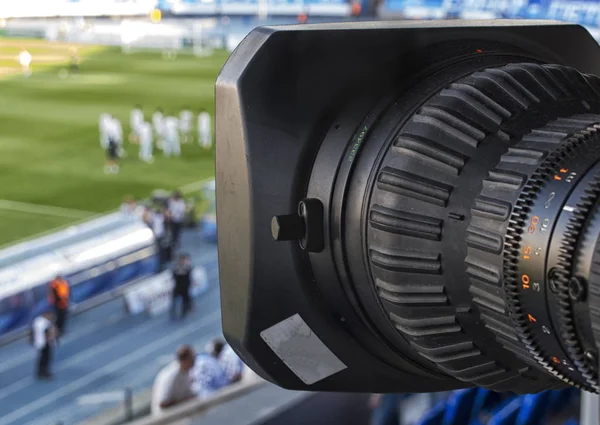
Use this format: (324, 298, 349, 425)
(532, 282, 540, 292)
(545, 192, 555, 209)
(528, 216, 540, 234)
(541, 218, 550, 232)
(522, 274, 530, 290)
(543, 326, 551, 335)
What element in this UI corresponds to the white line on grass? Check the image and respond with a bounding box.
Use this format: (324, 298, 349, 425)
(0, 176, 211, 244)
(180, 177, 214, 195)
(0, 310, 222, 425)
(0, 200, 96, 219)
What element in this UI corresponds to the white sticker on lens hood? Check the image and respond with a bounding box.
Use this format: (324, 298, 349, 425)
(260, 313, 347, 385)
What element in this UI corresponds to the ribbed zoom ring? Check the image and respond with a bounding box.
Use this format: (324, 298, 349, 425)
(368, 61, 600, 392)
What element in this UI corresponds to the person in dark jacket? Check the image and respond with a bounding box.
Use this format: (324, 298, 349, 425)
(171, 253, 192, 319)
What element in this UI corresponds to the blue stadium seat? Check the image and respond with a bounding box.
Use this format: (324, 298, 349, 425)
(562, 418, 578, 425)
(549, 388, 579, 414)
(515, 391, 551, 425)
(415, 400, 446, 425)
(489, 398, 523, 425)
(468, 389, 506, 424)
(442, 388, 478, 425)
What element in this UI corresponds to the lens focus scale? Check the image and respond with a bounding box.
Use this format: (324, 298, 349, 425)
(503, 124, 600, 392)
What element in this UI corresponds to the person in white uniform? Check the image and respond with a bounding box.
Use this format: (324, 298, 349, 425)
(108, 116, 126, 159)
(138, 121, 154, 163)
(197, 109, 212, 149)
(18, 48, 32, 77)
(152, 107, 165, 150)
(130, 105, 144, 143)
(99, 113, 112, 149)
(179, 107, 193, 144)
(164, 115, 180, 157)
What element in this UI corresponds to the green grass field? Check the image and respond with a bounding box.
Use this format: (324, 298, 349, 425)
(0, 39, 228, 246)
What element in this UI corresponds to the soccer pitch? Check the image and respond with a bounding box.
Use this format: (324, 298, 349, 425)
(0, 38, 228, 246)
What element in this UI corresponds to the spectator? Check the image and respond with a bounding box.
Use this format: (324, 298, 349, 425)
(168, 191, 186, 248)
(48, 275, 70, 335)
(190, 339, 228, 399)
(31, 310, 57, 379)
(171, 253, 192, 320)
(150, 207, 169, 269)
(120, 195, 136, 214)
(120, 195, 146, 220)
(151, 345, 196, 416)
(218, 343, 244, 383)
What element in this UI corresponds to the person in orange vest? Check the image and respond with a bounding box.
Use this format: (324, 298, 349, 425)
(49, 275, 70, 335)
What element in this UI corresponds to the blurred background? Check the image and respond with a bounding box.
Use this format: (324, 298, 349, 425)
(0, 1, 599, 425)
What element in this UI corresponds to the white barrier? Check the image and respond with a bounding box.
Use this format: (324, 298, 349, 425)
(0, 213, 156, 301)
(124, 267, 209, 316)
(129, 373, 265, 425)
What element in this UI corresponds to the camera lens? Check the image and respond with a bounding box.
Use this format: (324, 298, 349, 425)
(321, 62, 600, 393)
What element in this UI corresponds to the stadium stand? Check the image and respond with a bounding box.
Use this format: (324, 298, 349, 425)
(515, 392, 552, 425)
(415, 400, 446, 425)
(409, 388, 581, 425)
(442, 388, 478, 425)
(0, 212, 158, 340)
(489, 398, 523, 425)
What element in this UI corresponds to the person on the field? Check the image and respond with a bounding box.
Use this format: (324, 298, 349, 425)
(99, 113, 112, 149)
(164, 115, 181, 157)
(104, 121, 121, 174)
(18, 48, 32, 77)
(152, 107, 165, 150)
(69, 46, 80, 76)
(179, 107, 193, 144)
(130, 105, 144, 143)
(139, 121, 154, 163)
(107, 116, 126, 158)
(198, 110, 212, 150)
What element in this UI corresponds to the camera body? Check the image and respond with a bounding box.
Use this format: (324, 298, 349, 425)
(216, 21, 600, 393)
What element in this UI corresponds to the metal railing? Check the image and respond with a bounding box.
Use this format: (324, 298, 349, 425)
(79, 372, 266, 425)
